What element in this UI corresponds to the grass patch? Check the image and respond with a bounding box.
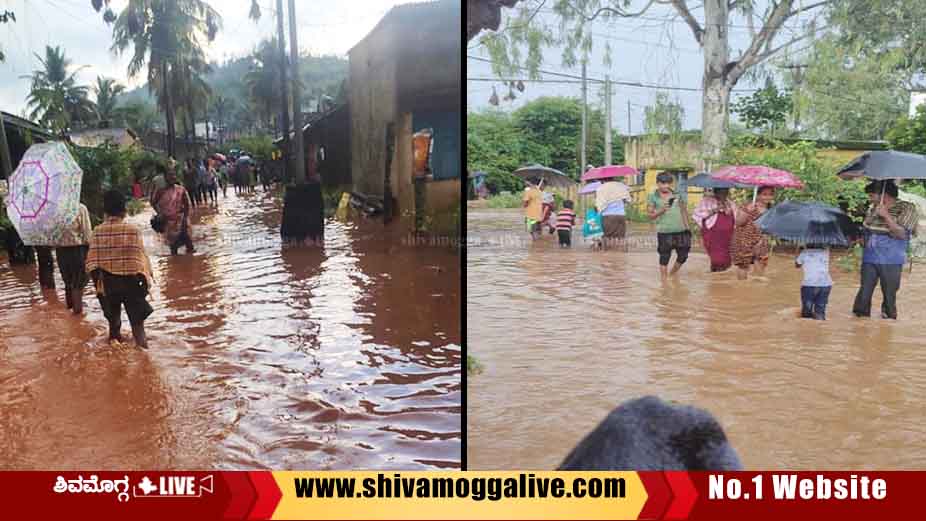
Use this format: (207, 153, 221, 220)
(486, 192, 523, 209)
(467, 355, 484, 375)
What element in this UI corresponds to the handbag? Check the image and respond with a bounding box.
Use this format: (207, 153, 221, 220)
(583, 208, 603, 238)
(150, 214, 165, 233)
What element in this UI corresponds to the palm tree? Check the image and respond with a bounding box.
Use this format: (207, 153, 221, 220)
(22, 45, 95, 133)
(122, 101, 161, 135)
(244, 39, 284, 133)
(210, 94, 233, 144)
(111, 0, 221, 157)
(93, 77, 127, 127)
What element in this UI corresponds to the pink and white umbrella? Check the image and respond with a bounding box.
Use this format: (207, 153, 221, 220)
(5, 141, 84, 246)
(711, 165, 804, 189)
(581, 165, 639, 182)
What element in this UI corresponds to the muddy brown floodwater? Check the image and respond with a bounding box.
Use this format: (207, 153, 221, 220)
(467, 208, 926, 470)
(0, 190, 460, 470)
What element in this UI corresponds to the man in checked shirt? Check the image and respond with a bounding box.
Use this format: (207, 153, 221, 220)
(85, 190, 155, 349)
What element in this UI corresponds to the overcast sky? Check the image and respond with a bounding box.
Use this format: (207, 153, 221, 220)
(467, 2, 822, 134)
(0, 0, 408, 116)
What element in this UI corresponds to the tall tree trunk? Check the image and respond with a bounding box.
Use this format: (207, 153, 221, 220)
(163, 62, 176, 158)
(700, 0, 730, 166)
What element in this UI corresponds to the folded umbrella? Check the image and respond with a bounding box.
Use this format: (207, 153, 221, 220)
(756, 200, 856, 247)
(836, 150, 926, 180)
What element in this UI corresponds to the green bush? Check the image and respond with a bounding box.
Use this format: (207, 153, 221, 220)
(902, 182, 926, 199)
(625, 202, 650, 223)
(70, 143, 136, 222)
(723, 137, 869, 221)
(0, 196, 11, 233)
(485, 192, 523, 208)
(467, 355, 484, 375)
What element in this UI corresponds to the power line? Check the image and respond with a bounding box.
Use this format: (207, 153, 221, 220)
(535, 6, 824, 31)
(467, 56, 761, 93)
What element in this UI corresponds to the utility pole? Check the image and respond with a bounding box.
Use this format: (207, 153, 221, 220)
(276, 0, 291, 178)
(580, 60, 587, 176)
(288, 0, 305, 184)
(604, 75, 612, 165)
(280, 0, 322, 245)
(627, 100, 631, 136)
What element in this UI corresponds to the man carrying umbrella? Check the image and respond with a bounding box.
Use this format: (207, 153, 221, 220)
(522, 178, 544, 240)
(852, 180, 918, 319)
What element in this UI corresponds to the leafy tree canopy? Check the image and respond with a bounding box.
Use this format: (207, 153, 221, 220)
(732, 79, 792, 136)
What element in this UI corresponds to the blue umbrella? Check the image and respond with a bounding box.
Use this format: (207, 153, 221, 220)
(756, 200, 856, 247)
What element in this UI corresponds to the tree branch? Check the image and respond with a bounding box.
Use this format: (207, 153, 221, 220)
(728, 0, 795, 82)
(670, 0, 704, 45)
(787, 0, 833, 18)
(567, 0, 674, 21)
(751, 28, 828, 66)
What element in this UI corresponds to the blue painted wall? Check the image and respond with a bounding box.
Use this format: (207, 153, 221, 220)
(413, 110, 461, 181)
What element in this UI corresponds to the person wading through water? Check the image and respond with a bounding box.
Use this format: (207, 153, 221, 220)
(55, 202, 93, 314)
(647, 173, 692, 279)
(151, 163, 195, 255)
(85, 190, 154, 349)
(852, 180, 918, 319)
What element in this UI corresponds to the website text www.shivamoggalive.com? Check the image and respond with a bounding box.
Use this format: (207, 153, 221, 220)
(293, 474, 626, 501)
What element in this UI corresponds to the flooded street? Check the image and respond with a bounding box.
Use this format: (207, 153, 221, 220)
(467, 208, 926, 470)
(0, 190, 460, 470)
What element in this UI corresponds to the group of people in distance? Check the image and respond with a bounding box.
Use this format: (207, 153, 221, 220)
(522, 173, 918, 321)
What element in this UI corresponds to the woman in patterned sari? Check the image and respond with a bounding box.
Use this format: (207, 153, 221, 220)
(732, 185, 775, 280)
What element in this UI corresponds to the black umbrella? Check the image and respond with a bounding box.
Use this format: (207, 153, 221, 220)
(513, 164, 574, 188)
(836, 150, 926, 180)
(687, 172, 749, 189)
(756, 200, 856, 247)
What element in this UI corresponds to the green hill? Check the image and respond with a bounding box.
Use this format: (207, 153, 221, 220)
(115, 52, 349, 134)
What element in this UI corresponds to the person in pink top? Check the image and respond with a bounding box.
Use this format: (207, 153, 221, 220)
(692, 187, 737, 272)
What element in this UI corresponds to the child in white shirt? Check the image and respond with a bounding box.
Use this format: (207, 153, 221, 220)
(795, 244, 833, 320)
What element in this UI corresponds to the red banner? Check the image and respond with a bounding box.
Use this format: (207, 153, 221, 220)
(1, 471, 281, 520)
(0, 471, 919, 519)
(639, 471, 918, 520)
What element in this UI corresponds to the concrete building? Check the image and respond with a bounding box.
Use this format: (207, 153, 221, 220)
(348, 0, 461, 235)
(1, 111, 55, 174)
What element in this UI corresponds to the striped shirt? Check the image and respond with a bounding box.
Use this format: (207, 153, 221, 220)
(556, 209, 576, 230)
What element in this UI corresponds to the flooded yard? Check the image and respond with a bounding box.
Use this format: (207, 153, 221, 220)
(467, 208, 926, 470)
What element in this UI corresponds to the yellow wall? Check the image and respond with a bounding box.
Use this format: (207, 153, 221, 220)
(623, 136, 874, 210)
(629, 170, 704, 209)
